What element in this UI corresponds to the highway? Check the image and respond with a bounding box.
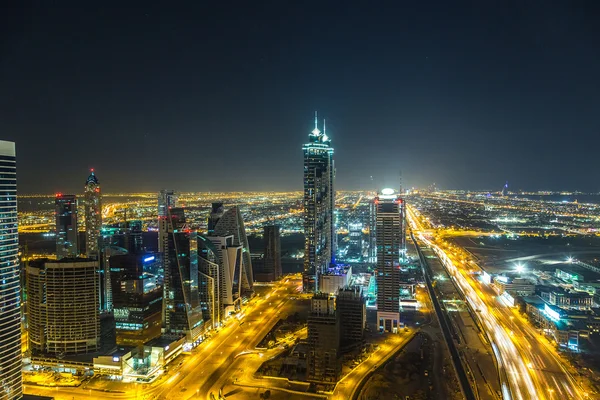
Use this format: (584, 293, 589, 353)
(406, 203, 592, 400)
(414, 235, 476, 400)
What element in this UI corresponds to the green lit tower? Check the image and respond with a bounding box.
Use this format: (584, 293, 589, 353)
(302, 112, 336, 293)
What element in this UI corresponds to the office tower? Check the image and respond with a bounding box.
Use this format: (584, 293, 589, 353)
(0, 141, 21, 399)
(110, 254, 162, 346)
(27, 258, 100, 355)
(198, 235, 243, 327)
(97, 221, 144, 312)
(303, 112, 335, 292)
(502, 181, 509, 196)
(212, 206, 253, 292)
(348, 222, 363, 260)
(337, 286, 366, 353)
(126, 220, 144, 254)
(55, 194, 79, 259)
(254, 225, 282, 282)
(84, 169, 102, 258)
(375, 188, 403, 332)
(368, 198, 377, 263)
(158, 190, 178, 254)
(197, 236, 222, 328)
(307, 293, 340, 382)
(207, 202, 225, 235)
(164, 208, 204, 340)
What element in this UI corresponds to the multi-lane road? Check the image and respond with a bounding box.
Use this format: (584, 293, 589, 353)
(24, 277, 303, 400)
(407, 203, 593, 400)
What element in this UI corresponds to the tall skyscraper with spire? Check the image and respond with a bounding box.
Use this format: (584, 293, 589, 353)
(303, 112, 336, 292)
(84, 169, 102, 258)
(0, 140, 22, 399)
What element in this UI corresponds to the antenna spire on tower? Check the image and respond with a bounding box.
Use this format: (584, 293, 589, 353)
(311, 111, 321, 136)
(323, 118, 326, 135)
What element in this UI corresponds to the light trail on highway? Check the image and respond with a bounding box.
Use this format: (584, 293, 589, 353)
(406, 204, 590, 400)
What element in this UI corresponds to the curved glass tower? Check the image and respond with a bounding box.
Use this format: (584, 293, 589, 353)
(0, 140, 21, 399)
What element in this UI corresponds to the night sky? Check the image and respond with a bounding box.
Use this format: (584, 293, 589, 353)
(2, 2, 599, 194)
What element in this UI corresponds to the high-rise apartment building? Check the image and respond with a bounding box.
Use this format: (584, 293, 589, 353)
(303, 113, 335, 292)
(212, 206, 253, 292)
(163, 208, 204, 340)
(0, 140, 22, 399)
(55, 194, 79, 259)
(307, 293, 340, 382)
(27, 258, 100, 355)
(254, 225, 282, 282)
(110, 254, 162, 346)
(375, 188, 403, 332)
(337, 286, 366, 352)
(84, 169, 102, 258)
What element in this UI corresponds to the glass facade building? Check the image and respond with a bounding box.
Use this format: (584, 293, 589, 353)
(303, 113, 335, 292)
(0, 140, 21, 399)
(55, 194, 79, 259)
(212, 206, 253, 293)
(164, 208, 204, 340)
(110, 254, 163, 346)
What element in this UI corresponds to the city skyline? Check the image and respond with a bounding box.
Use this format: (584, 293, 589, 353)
(4, 3, 600, 193)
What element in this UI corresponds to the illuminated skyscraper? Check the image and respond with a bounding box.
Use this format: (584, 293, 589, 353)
(303, 112, 335, 292)
(164, 208, 204, 340)
(158, 190, 178, 254)
(55, 194, 79, 259)
(110, 254, 162, 346)
(0, 140, 21, 399)
(375, 188, 403, 332)
(27, 258, 100, 355)
(213, 206, 254, 292)
(198, 235, 244, 328)
(84, 169, 102, 258)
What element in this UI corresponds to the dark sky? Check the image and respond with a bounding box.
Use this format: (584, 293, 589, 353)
(2, 1, 600, 194)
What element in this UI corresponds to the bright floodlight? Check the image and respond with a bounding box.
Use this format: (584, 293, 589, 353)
(381, 188, 395, 195)
(567, 257, 574, 263)
(515, 264, 524, 273)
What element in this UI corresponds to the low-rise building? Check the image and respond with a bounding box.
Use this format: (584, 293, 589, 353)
(549, 289, 593, 310)
(493, 276, 535, 296)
